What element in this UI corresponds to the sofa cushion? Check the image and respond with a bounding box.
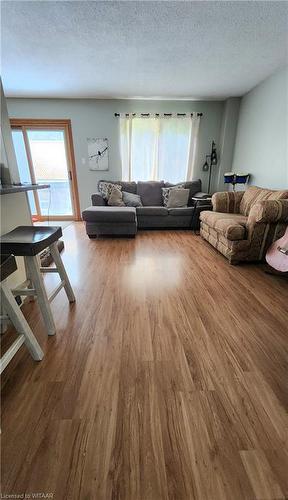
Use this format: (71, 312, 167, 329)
(167, 188, 189, 208)
(240, 186, 288, 216)
(162, 184, 185, 206)
(137, 181, 165, 206)
(122, 191, 143, 207)
(82, 206, 136, 223)
(136, 206, 168, 216)
(200, 211, 248, 241)
(98, 180, 137, 194)
(165, 179, 202, 203)
(168, 207, 193, 216)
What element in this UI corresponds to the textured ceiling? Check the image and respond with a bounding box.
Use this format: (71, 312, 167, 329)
(1, 1, 288, 99)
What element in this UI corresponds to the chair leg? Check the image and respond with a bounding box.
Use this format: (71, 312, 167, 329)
(0, 283, 43, 361)
(49, 241, 76, 303)
(24, 257, 35, 302)
(25, 255, 57, 336)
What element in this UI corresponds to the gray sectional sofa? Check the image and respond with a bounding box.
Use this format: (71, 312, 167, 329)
(82, 179, 210, 238)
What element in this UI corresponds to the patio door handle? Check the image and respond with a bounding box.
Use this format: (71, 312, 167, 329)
(68, 171, 72, 181)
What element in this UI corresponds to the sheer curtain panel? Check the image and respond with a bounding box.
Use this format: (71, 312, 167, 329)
(119, 113, 200, 182)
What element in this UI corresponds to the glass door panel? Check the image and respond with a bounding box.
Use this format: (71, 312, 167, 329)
(12, 129, 37, 214)
(27, 130, 73, 217)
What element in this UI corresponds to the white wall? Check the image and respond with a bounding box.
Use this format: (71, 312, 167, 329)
(7, 98, 224, 210)
(0, 193, 32, 289)
(213, 97, 240, 193)
(0, 82, 32, 289)
(232, 66, 288, 189)
(1, 80, 20, 185)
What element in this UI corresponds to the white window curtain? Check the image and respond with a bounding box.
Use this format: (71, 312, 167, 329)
(119, 113, 200, 182)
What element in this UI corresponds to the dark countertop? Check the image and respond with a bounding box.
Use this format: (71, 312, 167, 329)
(0, 183, 50, 195)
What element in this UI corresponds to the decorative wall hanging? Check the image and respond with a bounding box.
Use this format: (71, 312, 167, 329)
(88, 138, 109, 171)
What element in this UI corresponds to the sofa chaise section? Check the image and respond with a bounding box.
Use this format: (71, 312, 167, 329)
(82, 206, 137, 237)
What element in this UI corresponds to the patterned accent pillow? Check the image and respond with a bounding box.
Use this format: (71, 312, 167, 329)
(162, 184, 185, 207)
(98, 181, 122, 201)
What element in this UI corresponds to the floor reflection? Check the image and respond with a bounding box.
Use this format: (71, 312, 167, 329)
(122, 252, 183, 292)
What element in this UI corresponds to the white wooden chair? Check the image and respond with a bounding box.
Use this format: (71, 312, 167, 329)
(0, 254, 43, 373)
(1, 226, 75, 336)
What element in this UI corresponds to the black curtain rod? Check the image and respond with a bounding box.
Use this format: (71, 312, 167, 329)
(114, 112, 203, 117)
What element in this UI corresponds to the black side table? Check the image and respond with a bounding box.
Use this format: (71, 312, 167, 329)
(191, 196, 212, 231)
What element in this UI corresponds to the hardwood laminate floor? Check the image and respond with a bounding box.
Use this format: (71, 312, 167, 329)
(1, 223, 288, 500)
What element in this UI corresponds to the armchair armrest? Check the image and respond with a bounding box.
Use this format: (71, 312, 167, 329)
(248, 199, 288, 224)
(91, 191, 106, 206)
(212, 191, 244, 213)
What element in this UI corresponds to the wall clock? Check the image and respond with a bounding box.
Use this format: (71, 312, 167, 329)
(88, 138, 109, 171)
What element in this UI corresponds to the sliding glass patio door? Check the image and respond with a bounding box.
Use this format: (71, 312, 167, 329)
(11, 119, 80, 221)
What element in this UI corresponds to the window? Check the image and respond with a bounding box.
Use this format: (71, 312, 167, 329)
(11, 119, 80, 221)
(119, 113, 200, 182)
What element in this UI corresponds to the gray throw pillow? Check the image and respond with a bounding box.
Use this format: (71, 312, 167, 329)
(122, 191, 143, 207)
(167, 188, 189, 208)
(162, 184, 185, 207)
(108, 187, 125, 206)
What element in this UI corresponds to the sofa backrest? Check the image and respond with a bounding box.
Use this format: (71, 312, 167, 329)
(240, 186, 288, 216)
(136, 181, 165, 206)
(97, 179, 202, 206)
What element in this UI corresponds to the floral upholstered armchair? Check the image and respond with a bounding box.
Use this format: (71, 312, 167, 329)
(199, 186, 288, 264)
